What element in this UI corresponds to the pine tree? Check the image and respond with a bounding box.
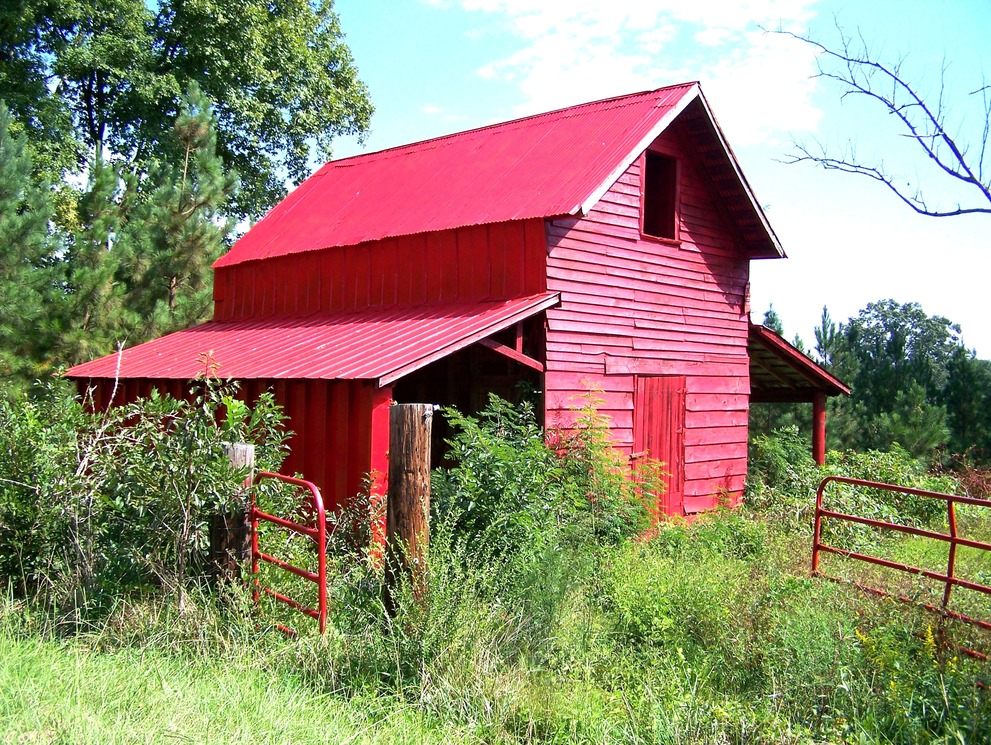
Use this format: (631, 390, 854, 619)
(761, 305, 785, 335)
(53, 159, 140, 364)
(0, 102, 54, 392)
(125, 84, 236, 339)
(945, 348, 991, 463)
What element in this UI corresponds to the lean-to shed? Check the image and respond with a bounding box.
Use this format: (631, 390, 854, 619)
(68, 82, 846, 516)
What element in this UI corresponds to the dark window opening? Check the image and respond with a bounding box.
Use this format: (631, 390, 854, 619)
(643, 152, 677, 240)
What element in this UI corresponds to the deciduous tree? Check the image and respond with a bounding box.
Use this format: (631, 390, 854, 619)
(1, 0, 372, 222)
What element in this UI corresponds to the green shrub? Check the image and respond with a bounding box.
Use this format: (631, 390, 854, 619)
(7, 394, 989, 744)
(432, 395, 651, 573)
(0, 380, 287, 619)
(747, 427, 961, 541)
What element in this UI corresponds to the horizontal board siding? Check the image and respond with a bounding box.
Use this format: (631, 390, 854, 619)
(545, 120, 751, 510)
(213, 219, 546, 319)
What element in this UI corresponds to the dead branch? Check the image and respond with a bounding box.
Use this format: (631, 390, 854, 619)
(776, 24, 991, 217)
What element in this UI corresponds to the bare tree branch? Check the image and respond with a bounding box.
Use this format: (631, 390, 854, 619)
(775, 24, 991, 217)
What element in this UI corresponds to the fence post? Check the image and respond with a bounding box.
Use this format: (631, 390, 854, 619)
(812, 392, 827, 466)
(209, 442, 255, 584)
(385, 404, 434, 614)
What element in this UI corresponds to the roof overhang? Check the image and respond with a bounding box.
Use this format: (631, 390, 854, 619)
(577, 84, 699, 216)
(579, 86, 785, 260)
(66, 293, 560, 387)
(749, 323, 850, 403)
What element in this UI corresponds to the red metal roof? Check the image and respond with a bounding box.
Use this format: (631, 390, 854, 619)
(748, 324, 850, 401)
(215, 83, 702, 268)
(66, 293, 559, 386)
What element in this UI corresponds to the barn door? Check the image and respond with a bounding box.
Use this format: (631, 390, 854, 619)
(633, 375, 686, 516)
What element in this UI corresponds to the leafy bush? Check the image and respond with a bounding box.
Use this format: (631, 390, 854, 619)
(747, 426, 961, 540)
(6, 394, 989, 744)
(432, 395, 652, 573)
(0, 380, 287, 619)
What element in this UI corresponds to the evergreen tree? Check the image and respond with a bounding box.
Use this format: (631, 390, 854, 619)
(945, 348, 991, 462)
(0, 102, 54, 391)
(124, 84, 236, 339)
(761, 305, 785, 335)
(53, 159, 138, 365)
(816, 300, 962, 461)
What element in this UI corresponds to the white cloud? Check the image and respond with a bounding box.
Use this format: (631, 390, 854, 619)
(452, 0, 823, 145)
(704, 30, 823, 145)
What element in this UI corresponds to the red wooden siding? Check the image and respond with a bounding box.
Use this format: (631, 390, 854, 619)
(212, 219, 548, 321)
(81, 377, 390, 512)
(544, 117, 751, 512)
(634, 376, 686, 515)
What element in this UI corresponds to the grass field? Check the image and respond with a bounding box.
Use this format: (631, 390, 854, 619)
(3, 403, 991, 743)
(4, 514, 990, 745)
(0, 628, 457, 744)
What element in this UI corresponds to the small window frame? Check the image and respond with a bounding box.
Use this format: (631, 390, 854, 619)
(640, 151, 680, 242)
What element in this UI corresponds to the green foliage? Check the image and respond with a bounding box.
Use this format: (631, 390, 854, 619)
(746, 426, 960, 539)
(121, 82, 238, 339)
(815, 300, 963, 462)
(56, 85, 236, 365)
(0, 0, 372, 222)
(0, 102, 54, 393)
(432, 395, 652, 571)
(0, 1, 372, 385)
(945, 347, 991, 462)
(5, 396, 990, 743)
(0, 85, 240, 379)
(0, 380, 287, 617)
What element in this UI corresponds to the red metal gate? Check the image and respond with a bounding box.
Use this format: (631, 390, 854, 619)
(813, 476, 991, 656)
(250, 471, 327, 634)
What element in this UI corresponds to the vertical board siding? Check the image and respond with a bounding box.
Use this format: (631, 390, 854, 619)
(81, 376, 379, 513)
(544, 120, 750, 511)
(634, 376, 686, 515)
(212, 218, 547, 320)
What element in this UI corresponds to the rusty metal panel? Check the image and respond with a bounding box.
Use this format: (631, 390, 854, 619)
(65, 293, 559, 383)
(214, 84, 698, 268)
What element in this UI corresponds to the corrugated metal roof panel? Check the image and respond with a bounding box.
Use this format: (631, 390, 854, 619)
(214, 84, 699, 268)
(66, 293, 560, 384)
(748, 324, 850, 401)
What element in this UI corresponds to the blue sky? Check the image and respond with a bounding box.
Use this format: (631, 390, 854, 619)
(331, 0, 990, 357)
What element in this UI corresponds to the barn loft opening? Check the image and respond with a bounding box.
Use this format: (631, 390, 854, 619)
(642, 151, 678, 240)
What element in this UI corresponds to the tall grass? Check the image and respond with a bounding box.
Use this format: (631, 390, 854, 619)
(3, 396, 990, 743)
(0, 616, 459, 744)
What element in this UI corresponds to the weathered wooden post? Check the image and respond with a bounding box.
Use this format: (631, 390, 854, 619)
(384, 404, 434, 614)
(209, 442, 255, 584)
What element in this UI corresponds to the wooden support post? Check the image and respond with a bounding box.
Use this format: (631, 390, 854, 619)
(209, 443, 255, 584)
(385, 404, 433, 614)
(812, 392, 827, 467)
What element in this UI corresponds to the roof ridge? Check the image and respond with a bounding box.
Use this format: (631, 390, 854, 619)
(327, 82, 699, 167)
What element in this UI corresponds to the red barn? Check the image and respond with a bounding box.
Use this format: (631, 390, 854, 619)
(68, 82, 846, 516)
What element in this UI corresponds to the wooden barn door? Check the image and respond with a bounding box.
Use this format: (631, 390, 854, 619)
(634, 375, 686, 516)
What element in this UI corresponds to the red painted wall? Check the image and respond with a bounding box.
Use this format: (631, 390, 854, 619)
(91, 121, 756, 517)
(83, 376, 390, 512)
(212, 219, 547, 320)
(544, 120, 751, 513)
